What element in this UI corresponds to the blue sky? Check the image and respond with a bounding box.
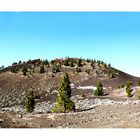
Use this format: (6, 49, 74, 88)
(0, 12, 140, 76)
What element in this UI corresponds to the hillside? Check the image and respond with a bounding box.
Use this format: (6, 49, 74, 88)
(0, 58, 140, 128)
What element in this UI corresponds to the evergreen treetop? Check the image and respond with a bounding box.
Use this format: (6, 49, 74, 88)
(94, 81, 104, 96)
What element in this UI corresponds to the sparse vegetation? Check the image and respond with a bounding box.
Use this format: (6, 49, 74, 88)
(25, 88, 35, 113)
(52, 73, 75, 113)
(94, 81, 104, 96)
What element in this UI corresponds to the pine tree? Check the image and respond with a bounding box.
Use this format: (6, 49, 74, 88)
(70, 60, 74, 67)
(91, 60, 94, 67)
(52, 73, 75, 113)
(64, 59, 69, 66)
(138, 81, 140, 86)
(94, 81, 104, 96)
(77, 59, 82, 67)
(25, 88, 35, 113)
(22, 67, 27, 76)
(108, 63, 111, 68)
(76, 67, 82, 73)
(18, 60, 22, 64)
(43, 59, 49, 65)
(60, 73, 71, 98)
(40, 65, 45, 74)
(126, 81, 133, 97)
(52, 64, 60, 73)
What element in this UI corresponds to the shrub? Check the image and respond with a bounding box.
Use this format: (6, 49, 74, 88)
(138, 81, 140, 86)
(97, 60, 101, 66)
(52, 73, 75, 113)
(22, 67, 27, 76)
(81, 93, 86, 98)
(51, 60, 55, 65)
(104, 63, 108, 68)
(27, 59, 32, 64)
(40, 65, 45, 74)
(126, 81, 133, 97)
(18, 60, 22, 64)
(91, 60, 94, 67)
(12, 62, 17, 65)
(108, 63, 111, 68)
(52, 64, 60, 73)
(76, 67, 82, 73)
(70, 60, 74, 67)
(94, 81, 104, 96)
(118, 84, 125, 89)
(77, 59, 82, 67)
(25, 88, 35, 113)
(138, 91, 140, 100)
(64, 59, 69, 66)
(127, 80, 133, 87)
(85, 69, 90, 75)
(11, 68, 18, 73)
(43, 59, 49, 65)
(86, 59, 91, 63)
(110, 72, 117, 78)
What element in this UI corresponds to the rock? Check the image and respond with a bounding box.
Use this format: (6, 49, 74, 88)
(0, 119, 4, 123)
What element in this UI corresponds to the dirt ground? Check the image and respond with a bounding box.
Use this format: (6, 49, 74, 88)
(1, 103, 140, 128)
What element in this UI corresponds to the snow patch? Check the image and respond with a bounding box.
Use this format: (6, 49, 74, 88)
(77, 86, 106, 90)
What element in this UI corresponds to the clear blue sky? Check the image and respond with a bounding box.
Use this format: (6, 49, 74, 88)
(0, 12, 140, 77)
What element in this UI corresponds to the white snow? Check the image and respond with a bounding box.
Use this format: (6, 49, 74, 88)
(77, 86, 96, 90)
(77, 86, 106, 90)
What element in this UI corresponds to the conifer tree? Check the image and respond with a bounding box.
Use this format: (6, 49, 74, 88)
(70, 60, 74, 67)
(64, 59, 69, 66)
(52, 64, 60, 73)
(138, 81, 140, 86)
(91, 60, 94, 67)
(22, 67, 27, 76)
(40, 65, 45, 74)
(94, 81, 104, 96)
(52, 73, 75, 113)
(43, 59, 49, 65)
(77, 59, 82, 67)
(25, 88, 35, 113)
(126, 81, 133, 97)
